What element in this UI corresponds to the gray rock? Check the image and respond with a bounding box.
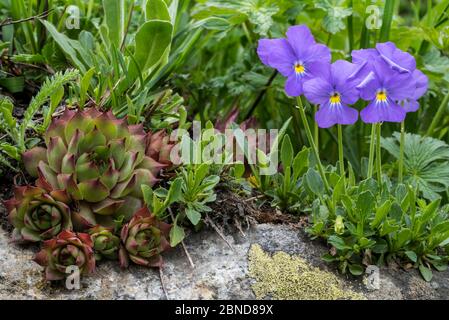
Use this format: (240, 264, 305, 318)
(1, 223, 448, 300)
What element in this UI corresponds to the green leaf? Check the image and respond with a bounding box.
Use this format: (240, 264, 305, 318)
(349, 264, 364, 276)
(356, 191, 375, 219)
(419, 264, 433, 282)
(328, 235, 349, 250)
(40, 20, 86, 73)
(186, 207, 201, 225)
(141, 185, 153, 208)
(430, 261, 448, 272)
(102, 0, 124, 48)
(332, 176, 345, 206)
(268, 117, 292, 164)
(196, 17, 231, 31)
(372, 239, 388, 254)
(233, 163, 245, 178)
(167, 178, 182, 204)
(200, 175, 220, 192)
(0, 77, 25, 93)
(315, 0, 353, 34)
(381, 132, 449, 200)
(395, 228, 412, 249)
(421, 198, 441, 225)
(305, 168, 324, 196)
(371, 200, 392, 229)
(128, 20, 173, 82)
(0, 98, 16, 129)
(379, 219, 399, 237)
(281, 135, 293, 167)
(256, 148, 270, 168)
(322, 253, 337, 262)
(194, 163, 210, 186)
(0, 143, 20, 160)
(405, 251, 418, 263)
(292, 147, 309, 179)
(169, 223, 185, 247)
(146, 0, 171, 21)
(80, 68, 96, 109)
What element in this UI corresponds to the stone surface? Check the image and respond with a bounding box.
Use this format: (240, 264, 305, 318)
(1, 223, 448, 300)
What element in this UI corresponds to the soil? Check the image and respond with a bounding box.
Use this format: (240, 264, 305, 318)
(0, 171, 17, 232)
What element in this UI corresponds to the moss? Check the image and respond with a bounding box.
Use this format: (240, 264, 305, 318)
(248, 244, 365, 300)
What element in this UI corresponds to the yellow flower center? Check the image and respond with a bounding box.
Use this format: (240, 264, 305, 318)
(376, 90, 387, 102)
(330, 93, 341, 104)
(294, 63, 305, 74)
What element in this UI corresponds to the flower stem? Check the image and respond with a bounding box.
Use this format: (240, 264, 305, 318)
(426, 91, 449, 136)
(347, 0, 354, 51)
(367, 124, 376, 179)
(337, 124, 345, 185)
(398, 121, 405, 183)
(376, 123, 382, 187)
(296, 97, 330, 194)
(314, 105, 319, 146)
(379, 0, 396, 42)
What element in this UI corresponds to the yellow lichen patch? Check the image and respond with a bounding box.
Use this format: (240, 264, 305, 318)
(248, 244, 365, 300)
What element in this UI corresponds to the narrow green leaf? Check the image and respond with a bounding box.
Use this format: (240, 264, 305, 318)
(40, 20, 86, 73)
(80, 68, 96, 109)
(102, 0, 125, 48)
(281, 135, 293, 167)
(371, 200, 392, 229)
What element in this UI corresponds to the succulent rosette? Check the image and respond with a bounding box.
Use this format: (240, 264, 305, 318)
(34, 230, 95, 281)
(22, 108, 167, 229)
(88, 225, 120, 260)
(4, 186, 71, 242)
(146, 129, 176, 166)
(119, 207, 171, 268)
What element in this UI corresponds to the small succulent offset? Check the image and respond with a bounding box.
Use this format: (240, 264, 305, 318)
(88, 226, 120, 261)
(119, 207, 171, 268)
(146, 130, 176, 166)
(22, 108, 169, 229)
(34, 230, 95, 281)
(4, 186, 71, 243)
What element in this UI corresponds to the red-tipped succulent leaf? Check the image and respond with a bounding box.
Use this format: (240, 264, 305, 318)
(3, 186, 71, 243)
(33, 230, 95, 281)
(22, 108, 170, 230)
(119, 207, 171, 269)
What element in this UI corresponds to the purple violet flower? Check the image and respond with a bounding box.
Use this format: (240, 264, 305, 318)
(400, 69, 429, 112)
(351, 42, 415, 80)
(376, 42, 416, 74)
(352, 42, 428, 115)
(257, 25, 331, 96)
(357, 58, 416, 123)
(303, 60, 359, 128)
